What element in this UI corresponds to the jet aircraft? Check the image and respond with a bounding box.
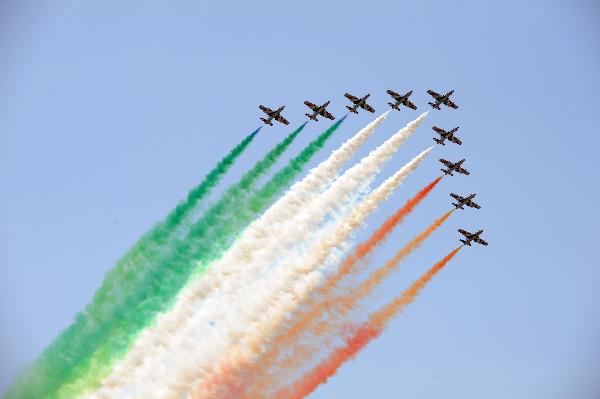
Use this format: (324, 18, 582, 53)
(386, 89, 417, 111)
(439, 158, 470, 176)
(427, 89, 458, 110)
(344, 92, 375, 114)
(304, 100, 335, 121)
(458, 229, 488, 246)
(433, 126, 462, 145)
(450, 193, 481, 210)
(259, 105, 289, 126)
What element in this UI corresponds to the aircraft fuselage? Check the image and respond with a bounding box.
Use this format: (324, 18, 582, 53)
(462, 230, 483, 245)
(348, 95, 369, 113)
(430, 90, 455, 109)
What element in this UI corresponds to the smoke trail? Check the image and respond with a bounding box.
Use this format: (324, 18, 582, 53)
(327, 176, 444, 288)
(262, 209, 455, 393)
(65, 122, 345, 398)
(242, 177, 444, 397)
(370, 246, 462, 325)
(274, 324, 381, 399)
(21, 124, 304, 399)
(339, 209, 455, 314)
(192, 148, 432, 399)
(84, 119, 347, 398)
(90, 113, 385, 397)
(148, 115, 428, 399)
(311, 209, 455, 342)
(274, 246, 463, 399)
(4, 128, 260, 399)
(98, 112, 414, 396)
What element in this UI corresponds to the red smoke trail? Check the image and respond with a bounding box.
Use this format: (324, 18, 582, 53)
(331, 176, 443, 284)
(338, 209, 454, 316)
(273, 246, 462, 399)
(263, 209, 454, 386)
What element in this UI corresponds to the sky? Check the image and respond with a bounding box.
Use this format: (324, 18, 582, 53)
(1, 0, 599, 398)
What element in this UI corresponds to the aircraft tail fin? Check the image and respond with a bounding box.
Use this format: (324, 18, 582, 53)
(433, 138, 444, 145)
(260, 118, 273, 126)
(346, 106, 358, 113)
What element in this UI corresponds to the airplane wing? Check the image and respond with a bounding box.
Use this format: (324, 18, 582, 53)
(449, 136, 462, 145)
(445, 99, 459, 109)
(361, 103, 376, 113)
(405, 99, 417, 110)
(457, 166, 470, 175)
(259, 105, 273, 114)
(304, 101, 318, 111)
(321, 109, 335, 120)
(468, 201, 481, 209)
(344, 93, 359, 102)
(275, 115, 290, 125)
(432, 126, 445, 133)
(450, 193, 463, 201)
(458, 229, 470, 237)
(427, 89, 442, 99)
(439, 159, 453, 167)
(386, 89, 400, 99)
(475, 237, 488, 246)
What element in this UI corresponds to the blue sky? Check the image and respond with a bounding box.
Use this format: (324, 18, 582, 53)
(1, 1, 599, 397)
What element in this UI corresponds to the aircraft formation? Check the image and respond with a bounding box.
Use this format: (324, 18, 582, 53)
(424, 92, 487, 248)
(258, 88, 457, 126)
(260, 88, 487, 248)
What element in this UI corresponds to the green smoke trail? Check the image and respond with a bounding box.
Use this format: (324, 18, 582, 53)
(2, 126, 266, 399)
(195, 116, 346, 277)
(60, 119, 342, 398)
(86, 127, 261, 330)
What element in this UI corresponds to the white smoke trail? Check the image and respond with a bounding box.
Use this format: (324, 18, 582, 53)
(90, 113, 391, 398)
(191, 147, 433, 399)
(128, 114, 428, 399)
